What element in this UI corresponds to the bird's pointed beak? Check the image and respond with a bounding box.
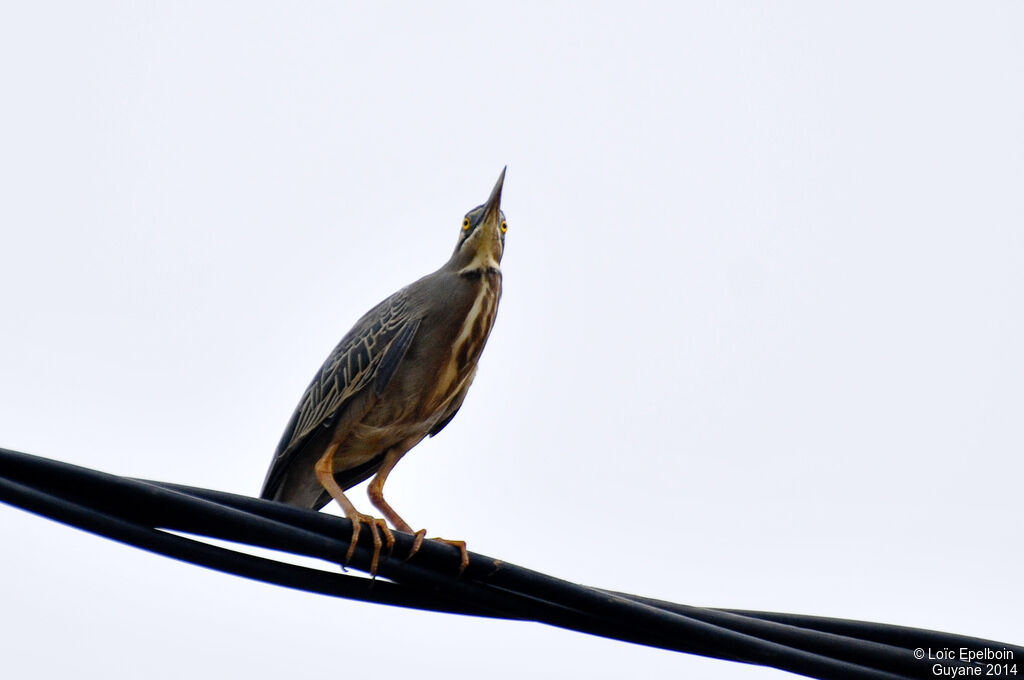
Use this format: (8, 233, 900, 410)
(482, 166, 506, 224)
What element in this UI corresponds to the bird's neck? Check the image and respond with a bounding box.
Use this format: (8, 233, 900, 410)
(447, 234, 503, 276)
(456, 248, 502, 276)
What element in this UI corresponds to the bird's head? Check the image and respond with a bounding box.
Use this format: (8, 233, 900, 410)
(450, 167, 507, 273)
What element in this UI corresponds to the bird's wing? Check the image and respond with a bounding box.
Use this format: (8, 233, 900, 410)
(260, 290, 420, 501)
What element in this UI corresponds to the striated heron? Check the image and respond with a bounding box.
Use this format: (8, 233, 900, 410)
(260, 168, 508, 575)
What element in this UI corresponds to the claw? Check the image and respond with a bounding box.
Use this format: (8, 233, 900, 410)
(344, 513, 394, 577)
(405, 532, 469, 576)
(344, 516, 362, 565)
(380, 519, 397, 558)
(369, 517, 395, 576)
(405, 528, 427, 561)
(432, 538, 469, 577)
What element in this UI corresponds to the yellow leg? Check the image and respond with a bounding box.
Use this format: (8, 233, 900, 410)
(314, 444, 393, 576)
(367, 449, 468, 575)
(366, 449, 428, 559)
(367, 448, 413, 531)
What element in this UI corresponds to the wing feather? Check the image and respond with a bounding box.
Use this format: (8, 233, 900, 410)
(260, 290, 419, 500)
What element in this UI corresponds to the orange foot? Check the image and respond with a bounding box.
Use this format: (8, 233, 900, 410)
(405, 530, 469, 576)
(346, 513, 395, 577)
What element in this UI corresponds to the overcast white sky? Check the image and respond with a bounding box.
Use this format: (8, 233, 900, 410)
(1, 3, 1021, 678)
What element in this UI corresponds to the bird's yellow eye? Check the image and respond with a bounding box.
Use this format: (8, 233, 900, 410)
(462, 217, 471, 231)
(500, 220, 507, 233)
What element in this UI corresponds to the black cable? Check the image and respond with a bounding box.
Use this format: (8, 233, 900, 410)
(2, 447, 1019, 680)
(147, 478, 1021, 680)
(0, 475, 500, 617)
(4, 464, 905, 675)
(2, 451, 864, 673)
(140, 481, 941, 678)
(722, 609, 1020, 654)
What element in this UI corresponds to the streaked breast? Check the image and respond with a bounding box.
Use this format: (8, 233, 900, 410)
(432, 269, 502, 407)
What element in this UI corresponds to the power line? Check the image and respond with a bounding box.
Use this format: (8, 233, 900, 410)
(1, 447, 1019, 679)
